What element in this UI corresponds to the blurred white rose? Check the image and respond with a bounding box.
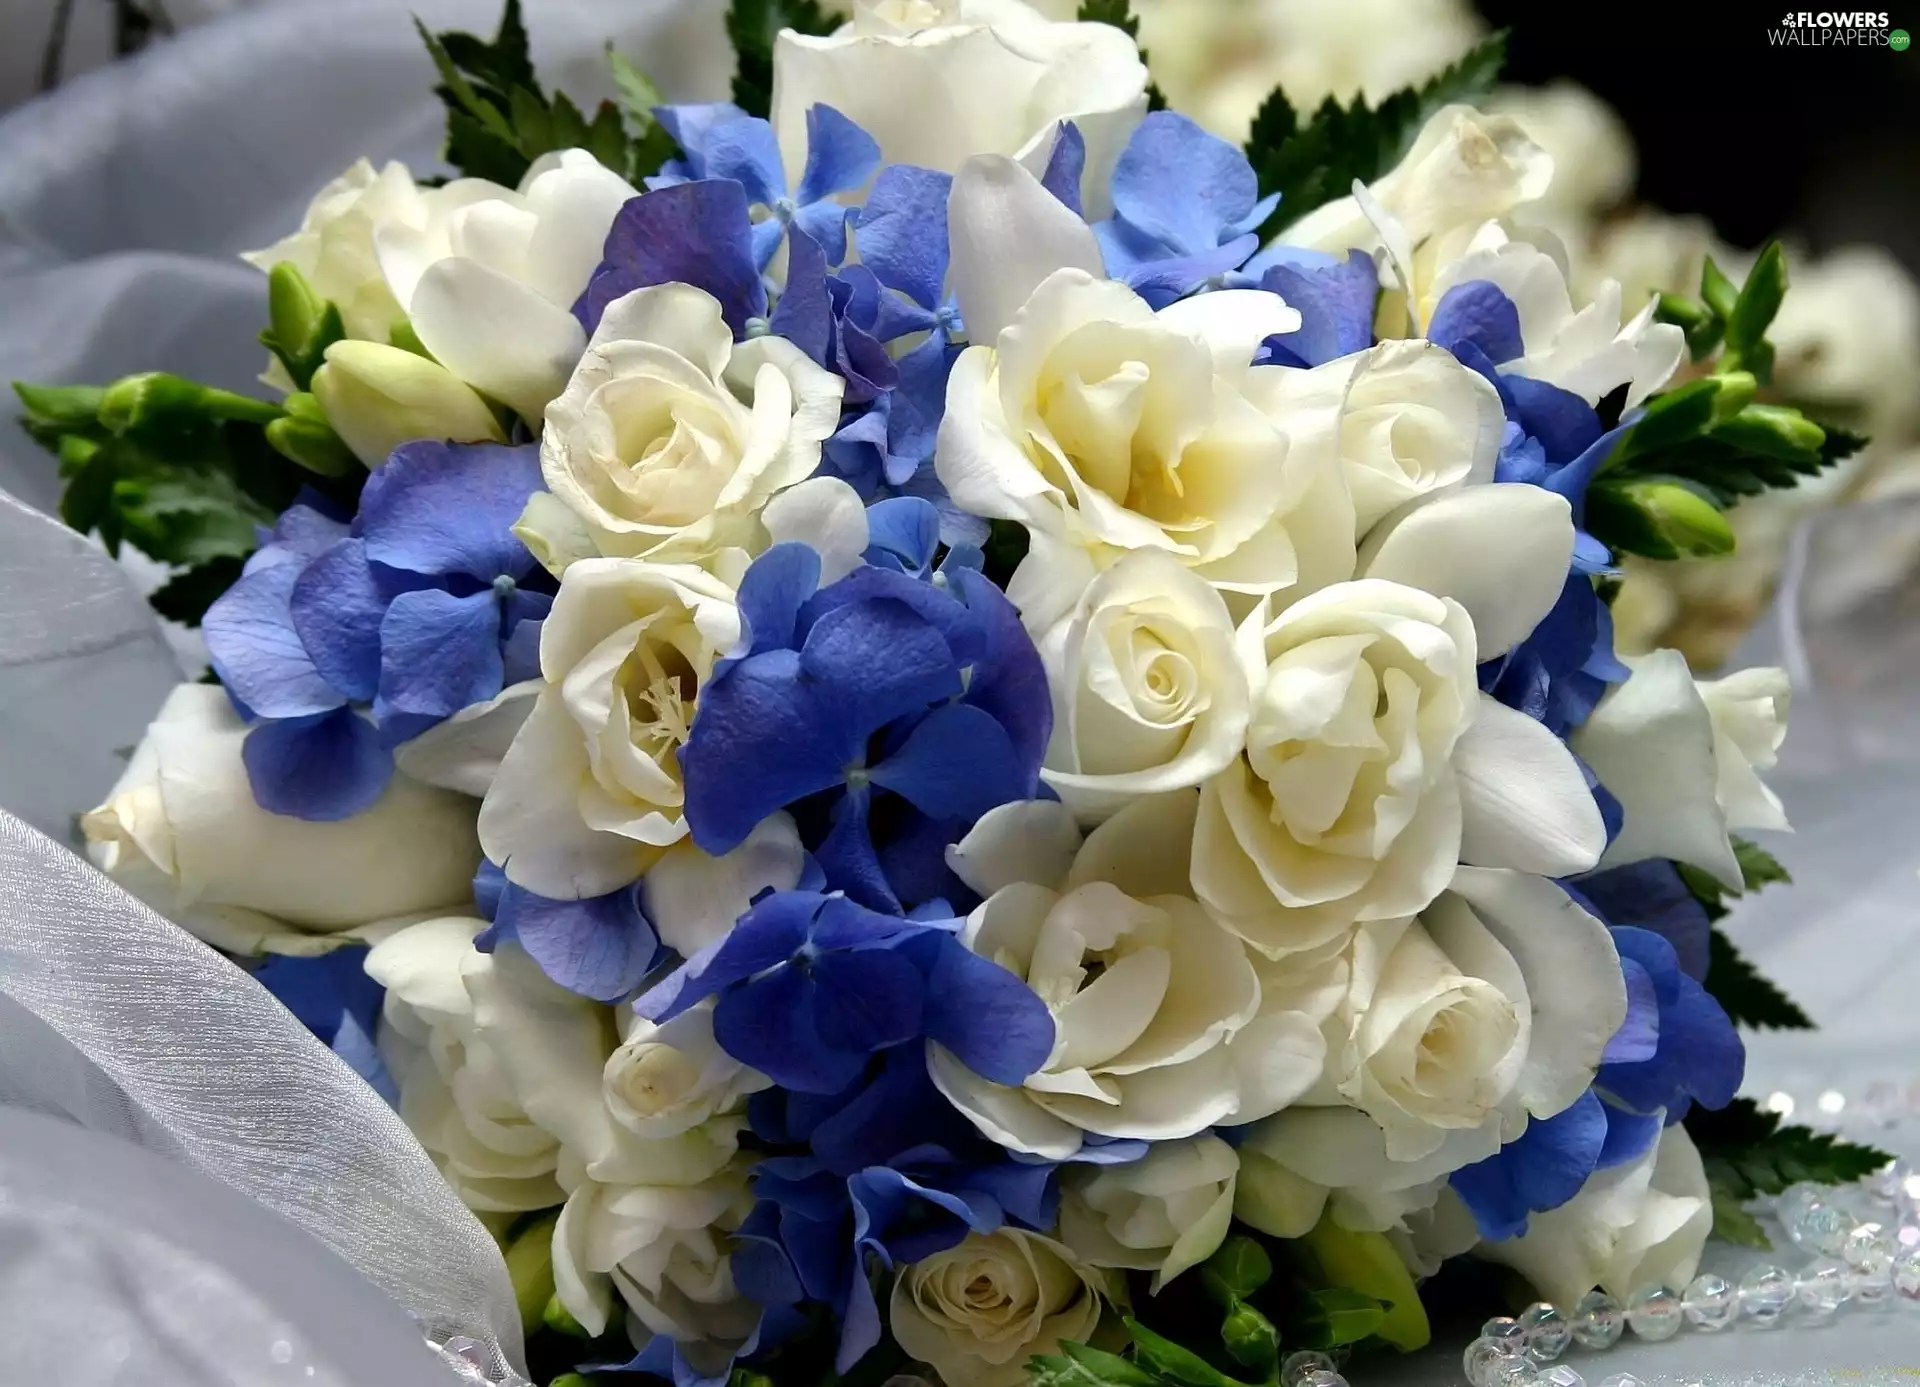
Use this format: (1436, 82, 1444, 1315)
(937, 793, 1328, 1158)
(82, 684, 482, 958)
(535, 285, 844, 569)
(1768, 245, 1920, 437)
(774, 0, 1148, 216)
(1036, 550, 1253, 822)
(1478, 1124, 1712, 1309)
(309, 339, 505, 467)
(366, 918, 565, 1213)
(1058, 1134, 1238, 1290)
(1696, 667, 1791, 833)
(888, 1228, 1107, 1387)
(1581, 208, 1722, 317)
(249, 149, 639, 421)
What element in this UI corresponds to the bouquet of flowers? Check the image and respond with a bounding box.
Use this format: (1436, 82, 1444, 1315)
(14, 2, 1891, 1384)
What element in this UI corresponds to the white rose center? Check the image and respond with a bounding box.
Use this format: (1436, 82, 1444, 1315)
(592, 380, 738, 526)
(606, 1039, 701, 1119)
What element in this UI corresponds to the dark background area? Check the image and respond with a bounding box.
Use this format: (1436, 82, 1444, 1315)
(1479, 0, 1920, 272)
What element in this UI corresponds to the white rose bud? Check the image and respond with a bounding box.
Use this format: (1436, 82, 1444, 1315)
(604, 1001, 772, 1141)
(888, 1228, 1107, 1387)
(241, 158, 418, 342)
(1058, 1134, 1238, 1290)
(82, 684, 483, 957)
(309, 340, 504, 467)
(1695, 666, 1791, 833)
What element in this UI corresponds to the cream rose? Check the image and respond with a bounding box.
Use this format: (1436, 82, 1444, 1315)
(936, 792, 1328, 1158)
(773, 0, 1147, 216)
(535, 284, 844, 571)
(1058, 1134, 1238, 1290)
(479, 557, 740, 898)
(1036, 550, 1253, 822)
(605, 1001, 773, 1142)
(889, 1228, 1107, 1387)
(82, 683, 482, 957)
(1696, 666, 1792, 833)
(1478, 1125, 1713, 1309)
(937, 185, 1359, 627)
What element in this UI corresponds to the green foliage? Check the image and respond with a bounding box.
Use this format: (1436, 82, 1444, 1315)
(418, 0, 643, 185)
(1707, 928, 1814, 1031)
(728, 0, 837, 118)
(1690, 1096, 1891, 1249)
(1585, 476, 1734, 561)
(1709, 1183, 1773, 1249)
(1124, 1319, 1260, 1387)
(1218, 1302, 1281, 1377)
(1242, 32, 1507, 233)
(1200, 1236, 1275, 1306)
(1028, 1341, 1168, 1387)
(1678, 836, 1793, 921)
(605, 46, 681, 180)
(982, 517, 1032, 589)
(259, 263, 345, 391)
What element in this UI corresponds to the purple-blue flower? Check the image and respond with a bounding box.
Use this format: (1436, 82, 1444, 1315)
(1253, 249, 1379, 367)
(254, 946, 395, 1102)
(203, 442, 549, 821)
(470, 860, 660, 1003)
(1596, 925, 1744, 1124)
(1449, 1088, 1661, 1241)
(679, 540, 1050, 914)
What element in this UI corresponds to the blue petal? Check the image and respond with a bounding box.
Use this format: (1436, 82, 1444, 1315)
(1596, 1098, 1662, 1169)
(472, 859, 508, 921)
(1040, 121, 1086, 218)
(863, 497, 942, 576)
(242, 708, 393, 821)
(287, 538, 386, 704)
(809, 947, 925, 1054)
(652, 102, 752, 180)
(357, 441, 544, 581)
(1109, 111, 1261, 257)
(814, 786, 904, 914)
(797, 104, 882, 206)
(799, 595, 964, 734)
(769, 226, 836, 366)
(716, 966, 870, 1093)
(1545, 420, 1632, 519)
(1504, 373, 1603, 469)
(1240, 241, 1338, 280)
(1429, 281, 1524, 364)
(1576, 860, 1712, 980)
(204, 562, 345, 719)
(854, 164, 954, 311)
(702, 115, 788, 206)
(1451, 1090, 1607, 1242)
(733, 542, 824, 661)
(1604, 955, 1662, 1064)
(331, 1009, 399, 1104)
(1117, 237, 1261, 309)
(374, 588, 505, 731)
(949, 567, 1052, 782)
(254, 944, 382, 1043)
(794, 198, 855, 267)
(267, 502, 351, 561)
(1257, 251, 1378, 367)
(579, 181, 768, 336)
(870, 701, 1027, 822)
(636, 891, 817, 1023)
(495, 880, 659, 1001)
(920, 935, 1055, 1085)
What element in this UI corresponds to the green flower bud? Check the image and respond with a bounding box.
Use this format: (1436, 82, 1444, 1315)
(1220, 1301, 1280, 1375)
(549, 1376, 595, 1387)
(1711, 403, 1826, 464)
(309, 341, 504, 466)
(1200, 1235, 1274, 1305)
(1302, 1218, 1430, 1351)
(1653, 292, 1724, 363)
(543, 1290, 591, 1340)
(12, 381, 106, 428)
(504, 1212, 559, 1332)
(98, 372, 280, 439)
(266, 403, 360, 477)
(262, 263, 346, 390)
(1589, 477, 1736, 561)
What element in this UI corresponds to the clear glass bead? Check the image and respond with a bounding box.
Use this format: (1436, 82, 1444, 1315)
(1894, 1247, 1920, 1298)
(1797, 1256, 1852, 1316)
(1465, 1337, 1518, 1387)
(1783, 1190, 1851, 1255)
(1596, 1376, 1646, 1387)
(1538, 1369, 1584, 1387)
(1681, 1272, 1737, 1330)
(1299, 1373, 1347, 1387)
(1867, 1158, 1910, 1204)
(1569, 1289, 1625, 1350)
(1855, 1248, 1895, 1303)
(1481, 1316, 1525, 1344)
(1283, 1351, 1338, 1387)
(1738, 1264, 1795, 1324)
(1844, 1221, 1893, 1267)
(1624, 1285, 1682, 1341)
(1517, 1302, 1571, 1363)
(1487, 1359, 1539, 1387)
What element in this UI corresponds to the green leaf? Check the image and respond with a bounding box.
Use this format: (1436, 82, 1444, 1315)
(146, 556, 248, 627)
(1200, 1235, 1274, 1305)
(1734, 838, 1791, 890)
(1689, 1097, 1892, 1201)
(1077, 0, 1141, 35)
(1299, 1220, 1428, 1350)
(1726, 242, 1789, 361)
(982, 517, 1031, 589)
(1123, 1320, 1256, 1387)
(1305, 1288, 1386, 1347)
(1818, 423, 1869, 467)
(1707, 928, 1813, 1030)
(728, 0, 836, 118)
(1700, 256, 1741, 322)
(605, 46, 681, 180)
(1708, 1180, 1773, 1249)
(13, 381, 107, 427)
(1244, 31, 1508, 230)
(1028, 1342, 1165, 1387)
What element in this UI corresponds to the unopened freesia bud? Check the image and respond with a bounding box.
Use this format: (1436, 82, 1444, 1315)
(310, 340, 503, 466)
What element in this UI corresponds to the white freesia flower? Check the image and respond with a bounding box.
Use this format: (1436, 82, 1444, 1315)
(1484, 83, 1635, 225)
(82, 684, 482, 957)
(365, 918, 564, 1213)
(552, 1164, 760, 1360)
(605, 1002, 774, 1141)
(1234, 868, 1624, 1213)
(249, 150, 638, 421)
(1479, 1124, 1712, 1309)
(1036, 550, 1253, 821)
(309, 339, 505, 467)
(1058, 1134, 1238, 1290)
(773, 0, 1148, 216)
(535, 285, 844, 571)
(937, 792, 1328, 1158)
(936, 156, 1355, 628)
(1572, 651, 1792, 890)
(889, 1228, 1107, 1387)
(1195, 485, 1605, 956)
(478, 557, 741, 898)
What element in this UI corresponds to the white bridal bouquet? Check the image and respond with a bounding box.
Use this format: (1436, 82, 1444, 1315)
(12, 2, 1888, 1385)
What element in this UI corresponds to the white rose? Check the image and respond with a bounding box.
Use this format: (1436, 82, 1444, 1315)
(1696, 666, 1791, 833)
(241, 158, 418, 341)
(1484, 82, 1635, 223)
(1194, 487, 1609, 957)
(936, 792, 1328, 1158)
(1478, 1125, 1712, 1309)
(935, 159, 1356, 626)
(250, 151, 638, 422)
(1235, 868, 1624, 1209)
(605, 1001, 773, 1141)
(1058, 1134, 1238, 1290)
(365, 918, 565, 1213)
(888, 1228, 1107, 1387)
(479, 557, 741, 898)
(552, 1165, 760, 1359)
(1769, 247, 1920, 434)
(1037, 551, 1253, 822)
(1572, 650, 1790, 890)
(1581, 208, 1722, 318)
(81, 684, 482, 957)
(535, 284, 844, 569)
(773, 0, 1148, 216)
